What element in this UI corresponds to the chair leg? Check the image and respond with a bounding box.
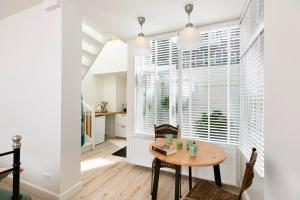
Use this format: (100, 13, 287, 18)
(152, 158, 161, 200)
(213, 164, 222, 187)
(151, 167, 154, 194)
(151, 159, 155, 194)
(189, 166, 192, 190)
(174, 165, 180, 200)
(179, 166, 182, 198)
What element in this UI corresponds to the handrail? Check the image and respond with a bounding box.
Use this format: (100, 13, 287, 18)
(83, 101, 93, 111)
(0, 150, 14, 157)
(0, 168, 13, 175)
(82, 101, 96, 150)
(0, 135, 22, 200)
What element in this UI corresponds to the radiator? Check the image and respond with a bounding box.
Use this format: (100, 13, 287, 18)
(127, 135, 238, 185)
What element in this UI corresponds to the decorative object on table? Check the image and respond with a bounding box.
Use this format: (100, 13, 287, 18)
(177, 3, 202, 51)
(176, 141, 183, 149)
(184, 148, 257, 200)
(152, 141, 177, 156)
(186, 140, 194, 149)
(165, 134, 173, 144)
(96, 101, 108, 112)
(132, 17, 152, 56)
(151, 124, 181, 197)
(189, 143, 198, 156)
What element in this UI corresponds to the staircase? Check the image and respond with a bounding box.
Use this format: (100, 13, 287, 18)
(81, 20, 111, 79)
(81, 19, 111, 152)
(82, 101, 95, 152)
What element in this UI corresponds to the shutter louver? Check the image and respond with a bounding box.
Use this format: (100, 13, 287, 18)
(136, 25, 240, 145)
(180, 25, 240, 145)
(240, 0, 264, 176)
(135, 38, 178, 135)
(135, 56, 155, 135)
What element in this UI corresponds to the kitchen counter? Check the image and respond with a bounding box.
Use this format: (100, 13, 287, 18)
(95, 111, 127, 117)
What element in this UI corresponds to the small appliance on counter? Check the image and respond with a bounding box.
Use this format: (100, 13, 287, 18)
(122, 103, 127, 112)
(96, 101, 108, 112)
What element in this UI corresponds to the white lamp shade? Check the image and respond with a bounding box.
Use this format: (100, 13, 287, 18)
(132, 35, 152, 56)
(176, 26, 202, 51)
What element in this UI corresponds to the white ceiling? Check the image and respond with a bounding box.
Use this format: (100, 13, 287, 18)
(78, 0, 246, 41)
(0, 0, 43, 19)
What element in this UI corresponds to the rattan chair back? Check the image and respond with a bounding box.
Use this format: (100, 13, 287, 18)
(154, 124, 179, 140)
(238, 148, 258, 199)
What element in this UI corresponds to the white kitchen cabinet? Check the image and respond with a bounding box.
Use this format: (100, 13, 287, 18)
(94, 116, 105, 145)
(115, 114, 127, 138)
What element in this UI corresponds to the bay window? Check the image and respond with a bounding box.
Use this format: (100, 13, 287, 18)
(135, 25, 240, 145)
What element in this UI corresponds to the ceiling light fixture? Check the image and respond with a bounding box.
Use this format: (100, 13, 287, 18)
(132, 17, 152, 56)
(176, 4, 202, 51)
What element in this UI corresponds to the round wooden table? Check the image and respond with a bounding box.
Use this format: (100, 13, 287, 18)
(149, 138, 226, 200)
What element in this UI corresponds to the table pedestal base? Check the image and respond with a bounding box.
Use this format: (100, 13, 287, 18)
(152, 159, 223, 200)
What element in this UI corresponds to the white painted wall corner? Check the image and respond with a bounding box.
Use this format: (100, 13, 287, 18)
(44, 0, 61, 11)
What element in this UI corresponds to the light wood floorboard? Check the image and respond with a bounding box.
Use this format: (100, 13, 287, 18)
(1, 138, 196, 200)
(72, 138, 195, 200)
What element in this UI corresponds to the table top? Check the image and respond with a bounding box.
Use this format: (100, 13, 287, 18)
(149, 139, 226, 167)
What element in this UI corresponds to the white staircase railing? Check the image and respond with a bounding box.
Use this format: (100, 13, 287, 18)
(82, 101, 95, 152)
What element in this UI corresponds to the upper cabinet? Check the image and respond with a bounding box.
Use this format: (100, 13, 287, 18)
(91, 40, 127, 75)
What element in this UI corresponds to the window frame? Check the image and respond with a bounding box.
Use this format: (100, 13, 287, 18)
(134, 22, 241, 146)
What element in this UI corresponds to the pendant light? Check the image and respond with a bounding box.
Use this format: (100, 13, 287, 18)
(132, 17, 152, 56)
(176, 4, 202, 51)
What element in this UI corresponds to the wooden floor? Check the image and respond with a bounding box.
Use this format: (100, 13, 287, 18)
(1, 138, 196, 200)
(71, 138, 195, 200)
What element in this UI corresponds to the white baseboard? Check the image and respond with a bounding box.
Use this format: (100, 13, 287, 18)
(20, 179, 59, 200)
(5, 176, 59, 200)
(59, 181, 82, 200)
(5, 176, 82, 200)
(243, 191, 250, 200)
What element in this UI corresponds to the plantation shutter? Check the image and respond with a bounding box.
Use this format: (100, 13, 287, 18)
(135, 56, 155, 135)
(135, 25, 240, 145)
(181, 25, 240, 144)
(240, 0, 264, 176)
(135, 39, 178, 135)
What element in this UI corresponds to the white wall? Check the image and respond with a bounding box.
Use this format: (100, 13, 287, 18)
(81, 70, 102, 108)
(100, 75, 117, 112)
(116, 76, 127, 112)
(265, 0, 300, 199)
(126, 42, 135, 138)
(91, 40, 127, 74)
(82, 39, 128, 110)
(82, 74, 127, 112)
(0, 1, 81, 199)
(60, 0, 82, 196)
(82, 73, 127, 138)
(0, 3, 62, 194)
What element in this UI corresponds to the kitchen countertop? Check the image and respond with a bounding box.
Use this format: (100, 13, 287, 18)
(95, 111, 127, 117)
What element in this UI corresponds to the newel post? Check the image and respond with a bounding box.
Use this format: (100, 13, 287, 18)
(12, 135, 21, 200)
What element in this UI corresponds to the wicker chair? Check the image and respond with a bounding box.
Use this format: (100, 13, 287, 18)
(151, 124, 181, 196)
(184, 148, 258, 200)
